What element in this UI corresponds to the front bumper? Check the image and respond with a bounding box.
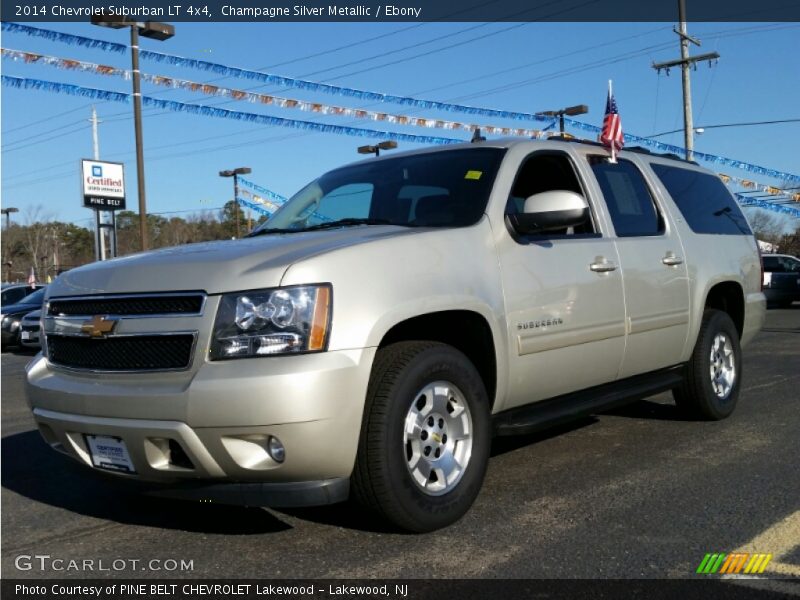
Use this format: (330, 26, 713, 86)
(1, 325, 19, 346)
(19, 325, 40, 348)
(26, 347, 376, 500)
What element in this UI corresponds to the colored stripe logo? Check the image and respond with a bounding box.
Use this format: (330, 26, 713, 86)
(696, 553, 772, 574)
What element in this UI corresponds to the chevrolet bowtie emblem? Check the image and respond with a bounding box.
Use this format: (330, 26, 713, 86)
(81, 315, 118, 338)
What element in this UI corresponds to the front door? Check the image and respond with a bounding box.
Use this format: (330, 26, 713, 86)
(496, 150, 627, 410)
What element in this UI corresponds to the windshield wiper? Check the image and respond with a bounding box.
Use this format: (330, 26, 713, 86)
(296, 218, 398, 232)
(247, 218, 403, 237)
(246, 227, 301, 237)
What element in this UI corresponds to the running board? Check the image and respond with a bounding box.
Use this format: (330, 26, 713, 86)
(492, 367, 685, 437)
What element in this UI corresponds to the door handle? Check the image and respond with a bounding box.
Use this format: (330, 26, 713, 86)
(662, 255, 683, 266)
(590, 261, 617, 273)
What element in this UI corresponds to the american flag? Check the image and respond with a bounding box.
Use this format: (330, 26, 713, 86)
(599, 83, 624, 154)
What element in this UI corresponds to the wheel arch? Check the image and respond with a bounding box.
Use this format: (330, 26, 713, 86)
(704, 280, 745, 338)
(377, 310, 499, 410)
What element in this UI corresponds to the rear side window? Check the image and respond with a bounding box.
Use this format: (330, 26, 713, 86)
(588, 157, 664, 237)
(650, 164, 752, 235)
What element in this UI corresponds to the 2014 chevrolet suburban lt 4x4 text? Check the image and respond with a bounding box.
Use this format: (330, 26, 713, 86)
(26, 138, 765, 532)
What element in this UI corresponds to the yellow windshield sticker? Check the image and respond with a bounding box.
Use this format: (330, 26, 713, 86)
(465, 170, 483, 180)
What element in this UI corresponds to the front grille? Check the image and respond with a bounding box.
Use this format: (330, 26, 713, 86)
(47, 334, 195, 371)
(48, 294, 204, 317)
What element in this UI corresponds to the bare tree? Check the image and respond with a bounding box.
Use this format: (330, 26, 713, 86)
(745, 209, 784, 244)
(20, 206, 55, 281)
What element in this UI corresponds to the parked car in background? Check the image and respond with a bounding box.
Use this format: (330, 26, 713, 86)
(19, 309, 42, 350)
(1, 287, 47, 349)
(1, 283, 44, 306)
(762, 254, 800, 308)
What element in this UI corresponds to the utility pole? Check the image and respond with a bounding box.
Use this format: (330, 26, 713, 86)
(652, 0, 719, 161)
(90, 106, 106, 261)
(89, 106, 117, 260)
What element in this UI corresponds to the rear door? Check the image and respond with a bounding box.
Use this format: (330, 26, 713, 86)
(583, 154, 690, 378)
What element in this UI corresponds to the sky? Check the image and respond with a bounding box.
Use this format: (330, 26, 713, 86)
(1, 20, 799, 229)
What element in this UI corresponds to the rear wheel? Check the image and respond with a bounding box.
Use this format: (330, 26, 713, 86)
(352, 341, 491, 532)
(673, 309, 742, 420)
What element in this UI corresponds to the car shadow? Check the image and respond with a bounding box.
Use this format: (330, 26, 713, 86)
(602, 398, 693, 421)
(1, 430, 291, 534)
(490, 417, 599, 457)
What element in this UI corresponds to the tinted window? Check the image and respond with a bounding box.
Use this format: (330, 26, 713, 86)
(588, 157, 663, 236)
(763, 256, 780, 271)
(1, 288, 27, 305)
(764, 256, 800, 273)
(650, 164, 752, 235)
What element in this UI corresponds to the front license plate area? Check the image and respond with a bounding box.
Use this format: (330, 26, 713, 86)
(85, 435, 136, 473)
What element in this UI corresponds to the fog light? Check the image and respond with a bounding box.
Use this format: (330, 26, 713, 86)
(268, 436, 285, 463)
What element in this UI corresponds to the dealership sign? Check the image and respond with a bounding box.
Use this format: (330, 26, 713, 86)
(81, 159, 126, 210)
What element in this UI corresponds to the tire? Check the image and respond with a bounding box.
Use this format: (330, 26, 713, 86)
(673, 309, 742, 420)
(352, 341, 491, 532)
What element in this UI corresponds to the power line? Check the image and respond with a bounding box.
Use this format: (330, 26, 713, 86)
(445, 23, 797, 103)
(651, 118, 800, 137)
(1, 122, 87, 153)
(0, 101, 92, 137)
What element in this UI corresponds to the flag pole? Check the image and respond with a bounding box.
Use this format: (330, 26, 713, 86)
(608, 79, 616, 164)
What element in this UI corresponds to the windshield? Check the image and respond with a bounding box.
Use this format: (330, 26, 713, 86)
(252, 148, 506, 233)
(18, 287, 46, 305)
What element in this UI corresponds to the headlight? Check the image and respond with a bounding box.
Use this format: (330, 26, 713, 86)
(210, 285, 331, 360)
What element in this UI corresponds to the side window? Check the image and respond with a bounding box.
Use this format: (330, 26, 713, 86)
(780, 257, 800, 272)
(650, 163, 752, 235)
(763, 256, 780, 272)
(588, 157, 664, 237)
(506, 152, 595, 235)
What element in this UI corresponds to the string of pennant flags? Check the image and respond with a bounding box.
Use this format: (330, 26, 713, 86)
(238, 178, 334, 222)
(3, 46, 799, 201)
(0, 48, 553, 139)
(736, 195, 800, 218)
(238, 179, 287, 207)
(2, 74, 798, 219)
(0, 75, 463, 146)
(719, 173, 800, 202)
(3, 22, 800, 185)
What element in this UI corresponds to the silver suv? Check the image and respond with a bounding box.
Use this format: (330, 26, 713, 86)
(26, 138, 765, 531)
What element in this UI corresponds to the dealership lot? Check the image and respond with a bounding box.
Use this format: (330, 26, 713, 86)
(2, 308, 798, 579)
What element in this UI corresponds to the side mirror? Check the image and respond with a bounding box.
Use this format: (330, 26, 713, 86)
(508, 190, 589, 235)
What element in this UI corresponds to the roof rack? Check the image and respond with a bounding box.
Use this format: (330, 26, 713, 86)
(546, 138, 700, 165)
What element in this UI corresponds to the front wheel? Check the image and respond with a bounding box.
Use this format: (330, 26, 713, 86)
(352, 341, 491, 532)
(673, 309, 742, 420)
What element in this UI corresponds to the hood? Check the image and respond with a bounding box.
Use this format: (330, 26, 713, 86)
(2, 301, 44, 316)
(48, 226, 419, 297)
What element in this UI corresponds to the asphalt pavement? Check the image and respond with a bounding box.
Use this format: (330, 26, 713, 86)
(2, 307, 798, 580)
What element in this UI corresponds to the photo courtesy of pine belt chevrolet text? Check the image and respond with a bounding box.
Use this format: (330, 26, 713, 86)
(25, 137, 765, 532)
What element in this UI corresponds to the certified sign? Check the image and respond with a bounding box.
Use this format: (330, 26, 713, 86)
(81, 159, 126, 210)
